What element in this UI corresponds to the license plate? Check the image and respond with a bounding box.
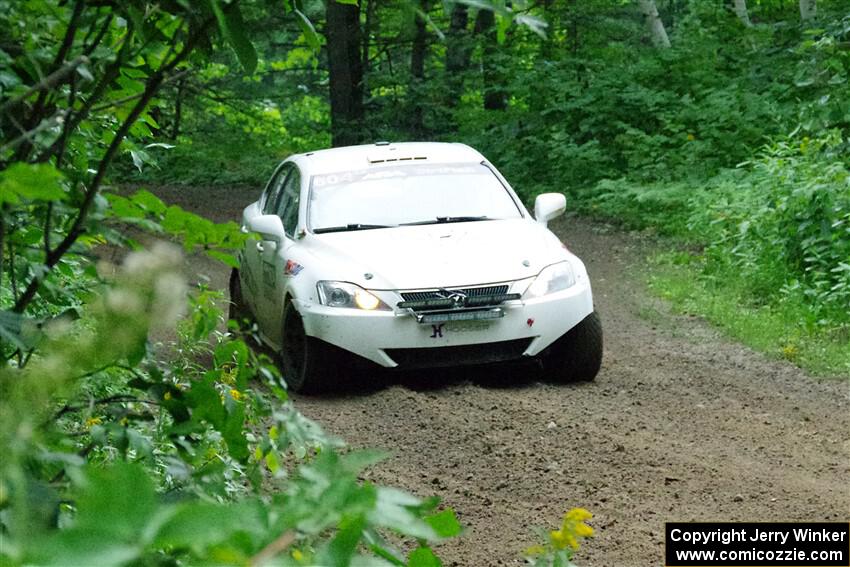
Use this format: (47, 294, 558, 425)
(419, 308, 503, 324)
(445, 320, 491, 333)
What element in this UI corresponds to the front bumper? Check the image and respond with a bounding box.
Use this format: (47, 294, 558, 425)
(293, 276, 594, 368)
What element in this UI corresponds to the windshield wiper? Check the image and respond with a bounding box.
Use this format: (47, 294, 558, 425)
(313, 223, 394, 234)
(401, 216, 490, 226)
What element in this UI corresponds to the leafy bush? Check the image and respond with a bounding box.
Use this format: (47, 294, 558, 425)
(1, 240, 461, 566)
(584, 131, 850, 372)
(692, 132, 850, 325)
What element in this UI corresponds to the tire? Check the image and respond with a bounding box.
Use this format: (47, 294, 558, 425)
(228, 269, 251, 328)
(540, 311, 603, 383)
(280, 303, 341, 394)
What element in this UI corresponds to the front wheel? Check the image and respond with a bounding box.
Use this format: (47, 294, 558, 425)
(539, 311, 603, 383)
(280, 304, 341, 394)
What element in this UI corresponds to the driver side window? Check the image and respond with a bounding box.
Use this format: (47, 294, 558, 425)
(274, 168, 301, 238)
(261, 164, 292, 215)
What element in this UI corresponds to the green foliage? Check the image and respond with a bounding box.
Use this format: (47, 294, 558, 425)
(1, 240, 458, 565)
(692, 134, 850, 322)
(585, 133, 850, 375)
(0, 163, 66, 204)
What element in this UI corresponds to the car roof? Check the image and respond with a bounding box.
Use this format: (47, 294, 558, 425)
(292, 142, 486, 176)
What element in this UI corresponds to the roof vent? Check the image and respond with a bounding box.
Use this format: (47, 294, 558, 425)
(374, 140, 391, 146)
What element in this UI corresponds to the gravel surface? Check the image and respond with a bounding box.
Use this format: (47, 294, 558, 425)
(150, 184, 850, 566)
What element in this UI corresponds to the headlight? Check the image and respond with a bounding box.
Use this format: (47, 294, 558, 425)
(316, 281, 390, 310)
(523, 261, 576, 299)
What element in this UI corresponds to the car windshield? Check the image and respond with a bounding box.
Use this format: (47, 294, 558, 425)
(308, 162, 522, 232)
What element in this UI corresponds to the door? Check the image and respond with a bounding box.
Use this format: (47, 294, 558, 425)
(256, 165, 302, 344)
(242, 163, 291, 320)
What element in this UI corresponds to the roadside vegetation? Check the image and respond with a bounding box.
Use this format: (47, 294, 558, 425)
(0, 0, 847, 566)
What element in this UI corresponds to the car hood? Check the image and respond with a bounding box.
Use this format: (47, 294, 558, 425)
(306, 218, 566, 290)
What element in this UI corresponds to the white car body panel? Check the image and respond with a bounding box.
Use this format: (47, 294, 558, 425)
(237, 142, 595, 368)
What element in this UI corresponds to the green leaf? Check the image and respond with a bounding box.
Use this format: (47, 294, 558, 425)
(294, 9, 322, 50)
(425, 509, 462, 538)
(131, 189, 167, 215)
(207, 249, 240, 268)
(0, 163, 65, 204)
(75, 463, 158, 540)
(369, 487, 435, 540)
(340, 449, 388, 473)
(211, 0, 258, 74)
(36, 529, 141, 567)
(321, 515, 367, 567)
(223, 401, 249, 461)
(154, 500, 264, 555)
(0, 310, 39, 350)
(214, 338, 249, 369)
(407, 547, 442, 567)
(334, 0, 359, 5)
(186, 376, 227, 428)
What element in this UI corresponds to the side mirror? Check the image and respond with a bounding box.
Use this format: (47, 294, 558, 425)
(534, 193, 566, 227)
(247, 214, 285, 243)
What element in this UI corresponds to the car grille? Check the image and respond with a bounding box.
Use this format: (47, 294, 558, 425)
(400, 285, 509, 303)
(384, 338, 532, 369)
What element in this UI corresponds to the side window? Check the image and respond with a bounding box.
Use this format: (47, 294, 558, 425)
(262, 165, 291, 215)
(275, 169, 301, 237)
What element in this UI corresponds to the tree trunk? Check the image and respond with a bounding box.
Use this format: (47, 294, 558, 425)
(637, 0, 671, 48)
(409, 0, 429, 135)
(171, 77, 186, 140)
(733, 0, 752, 27)
(570, 0, 579, 58)
(474, 9, 507, 111)
(326, 0, 364, 147)
(445, 3, 471, 107)
(362, 0, 378, 75)
(799, 0, 816, 22)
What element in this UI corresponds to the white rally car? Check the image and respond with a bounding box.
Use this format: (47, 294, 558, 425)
(230, 142, 602, 392)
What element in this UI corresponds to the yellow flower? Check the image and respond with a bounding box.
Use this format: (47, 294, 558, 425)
(781, 344, 799, 361)
(550, 529, 579, 550)
(85, 417, 102, 428)
(229, 388, 243, 401)
(221, 366, 237, 385)
(575, 522, 595, 537)
(687, 133, 696, 141)
(292, 549, 304, 562)
(163, 391, 172, 401)
(565, 507, 593, 522)
(549, 507, 595, 551)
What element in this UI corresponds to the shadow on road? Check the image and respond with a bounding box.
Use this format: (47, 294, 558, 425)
(296, 359, 593, 400)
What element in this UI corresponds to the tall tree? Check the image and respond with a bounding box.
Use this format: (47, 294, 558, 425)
(733, 0, 752, 27)
(445, 3, 471, 108)
(362, 0, 378, 76)
(799, 0, 816, 22)
(326, 0, 364, 146)
(475, 8, 508, 110)
(409, 0, 430, 135)
(637, 0, 671, 48)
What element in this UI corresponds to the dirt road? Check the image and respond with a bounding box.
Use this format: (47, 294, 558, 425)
(152, 184, 850, 566)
